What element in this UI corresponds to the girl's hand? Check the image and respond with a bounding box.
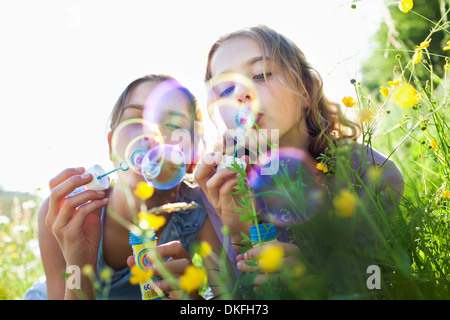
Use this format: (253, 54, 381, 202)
(194, 152, 253, 247)
(236, 242, 302, 286)
(45, 167, 109, 270)
(126, 241, 202, 299)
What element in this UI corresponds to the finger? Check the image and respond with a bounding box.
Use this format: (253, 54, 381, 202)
(236, 246, 262, 273)
(152, 279, 172, 294)
(54, 190, 107, 230)
(152, 257, 191, 278)
(218, 176, 239, 200)
(154, 241, 191, 261)
(69, 197, 108, 230)
(50, 173, 94, 204)
(47, 173, 94, 228)
(127, 255, 135, 268)
(205, 170, 237, 207)
(49, 167, 85, 190)
(194, 152, 222, 191)
(236, 258, 260, 273)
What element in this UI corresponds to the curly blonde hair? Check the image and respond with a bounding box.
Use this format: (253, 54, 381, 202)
(205, 25, 360, 158)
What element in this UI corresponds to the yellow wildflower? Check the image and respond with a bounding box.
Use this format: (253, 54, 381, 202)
(412, 48, 423, 64)
(316, 162, 328, 173)
(82, 264, 94, 276)
(443, 40, 450, 51)
(367, 166, 383, 185)
(134, 181, 154, 200)
(197, 241, 212, 258)
(342, 96, 356, 108)
(179, 266, 206, 293)
(387, 80, 400, 87)
(442, 191, 450, 198)
(431, 140, 439, 150)
(419, 39, 431, 50)
(138, 212, 166, 231)
(333, 190, 358, 218)
(293, 264, 306, 277)
(258, 245, 284, 272)
(398, 0, 413, 13)
(393, 84, 420, 108)
(129, 264, 154, 285)
(380, 87, 390, 98)
(99, 267, 113, 281)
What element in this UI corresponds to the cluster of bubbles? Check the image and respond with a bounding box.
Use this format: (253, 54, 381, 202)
(110, 79, 190, 190)
(207, 72, 325, 226)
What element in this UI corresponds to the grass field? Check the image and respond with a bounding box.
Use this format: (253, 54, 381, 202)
(1, 2, 449, 300)
(0, 192, 43, 299)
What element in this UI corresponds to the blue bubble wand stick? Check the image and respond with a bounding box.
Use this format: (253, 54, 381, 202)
(97, 161, 130, 180)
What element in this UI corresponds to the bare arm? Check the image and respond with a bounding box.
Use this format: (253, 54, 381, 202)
(38, 197, 66, 299)
(39, 167, 108, 299)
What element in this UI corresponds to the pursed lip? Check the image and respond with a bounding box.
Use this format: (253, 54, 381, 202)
(255, 113, 263, 126)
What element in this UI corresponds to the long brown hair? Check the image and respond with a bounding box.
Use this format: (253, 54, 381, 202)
(205, 25, 360, 158)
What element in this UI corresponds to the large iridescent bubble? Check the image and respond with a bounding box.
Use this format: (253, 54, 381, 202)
(140, 79, 197, 190)
(143, 78, 199, 168)
(110, 118, 164, 175)
(248, 148, 324, 226)
(141, 143, 186, 190)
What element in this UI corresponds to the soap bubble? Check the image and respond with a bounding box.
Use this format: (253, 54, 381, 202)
(141, 143, 186, 190)
(110, 118, 164, 175)
(125, 133, 165, 175)
(143, 78, 198, 167)
(234, 109, 255, 129)
(248, 148, 324, 226)
(111, 79, 197, 190)
(206, 73, 261, 153)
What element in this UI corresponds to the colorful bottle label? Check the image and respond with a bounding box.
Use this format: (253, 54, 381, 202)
(130, 235, 165, 300)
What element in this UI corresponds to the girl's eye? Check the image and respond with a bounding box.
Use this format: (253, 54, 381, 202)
(253, 73, 272, 80)
(164, 123, 182, 130)
(220, 85, 235, 97)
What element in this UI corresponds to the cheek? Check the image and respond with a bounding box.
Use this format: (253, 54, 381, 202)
(281, 92, 301, 120)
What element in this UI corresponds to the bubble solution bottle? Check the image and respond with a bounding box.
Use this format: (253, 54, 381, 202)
(249, 223, 278, 246)
(129, 230, 166, 300)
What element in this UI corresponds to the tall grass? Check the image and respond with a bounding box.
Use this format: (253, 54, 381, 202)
(0, 192, 43, 299)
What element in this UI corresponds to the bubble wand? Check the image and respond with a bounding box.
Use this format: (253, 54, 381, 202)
(66, 161, 130, 197)
(97, 161, 129, 180)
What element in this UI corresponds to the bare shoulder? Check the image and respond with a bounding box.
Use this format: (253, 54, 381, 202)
(351, 143, 405, 195)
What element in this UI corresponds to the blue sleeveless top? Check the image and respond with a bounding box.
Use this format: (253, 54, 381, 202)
(95, 182, 207, 300)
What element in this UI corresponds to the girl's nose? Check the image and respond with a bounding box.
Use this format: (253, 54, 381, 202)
(234, 83, 255, 104)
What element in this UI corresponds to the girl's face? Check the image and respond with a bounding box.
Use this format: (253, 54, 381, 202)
(109, 81, 194, 188)
(209, 35, 309, 151)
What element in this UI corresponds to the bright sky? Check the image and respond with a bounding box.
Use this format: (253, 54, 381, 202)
(0, 0, 384, 194)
